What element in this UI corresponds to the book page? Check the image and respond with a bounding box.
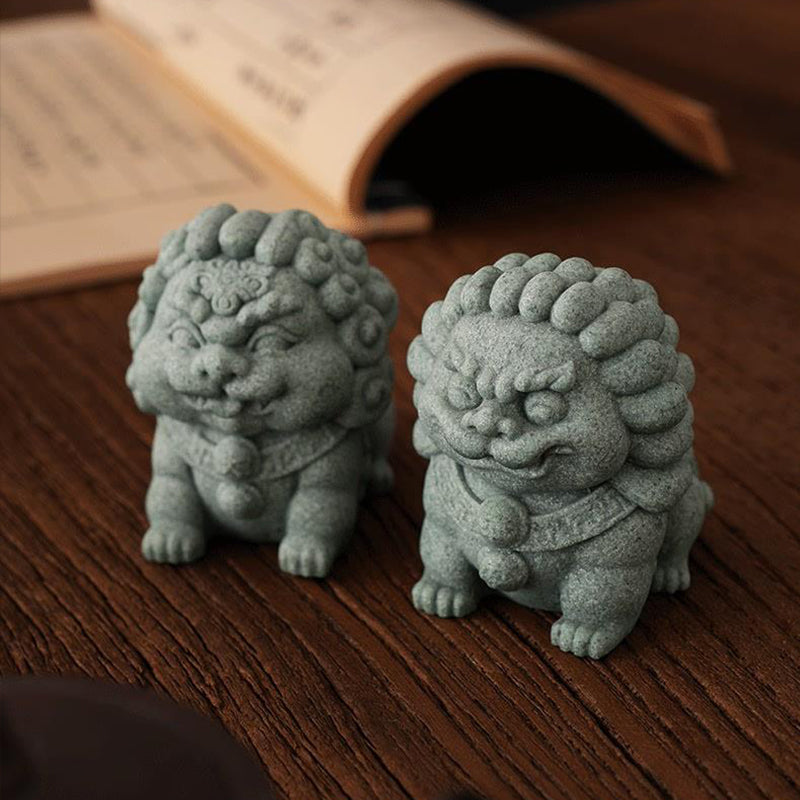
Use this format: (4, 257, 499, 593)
(93, 0, 730, 214)
(0, 15, 428, 297)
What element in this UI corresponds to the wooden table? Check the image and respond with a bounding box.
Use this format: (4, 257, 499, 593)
(2, 1, 798, 798)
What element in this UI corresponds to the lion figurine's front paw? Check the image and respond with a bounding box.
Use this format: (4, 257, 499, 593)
(550, 617, 631, 659)
(142, 522, 206, 564)
(412, 578, 477, 618)
(278, 536, 338, 578)
(652, 560, 691, 593)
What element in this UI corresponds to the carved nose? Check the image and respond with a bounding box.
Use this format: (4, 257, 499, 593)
(192, 345, 249, 388)
(463, 400, 501, 437)
(463, 400, 522, 439)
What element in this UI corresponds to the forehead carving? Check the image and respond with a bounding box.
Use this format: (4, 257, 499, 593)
(189, 258, 272, 315)
(448, 314, 584, 380)
(167, 263, 308, 335)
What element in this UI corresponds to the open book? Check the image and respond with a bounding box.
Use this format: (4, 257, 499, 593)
(0, 0, 729, 297)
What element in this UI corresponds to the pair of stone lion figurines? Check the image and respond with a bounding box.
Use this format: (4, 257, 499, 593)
(127, 206, 712, 659)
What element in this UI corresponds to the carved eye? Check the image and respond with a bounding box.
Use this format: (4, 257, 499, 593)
(169, 325, 201, 349)
(523, 391, 567, 426)
(447, 374, 480, 410)
(248, 328, 295, 354)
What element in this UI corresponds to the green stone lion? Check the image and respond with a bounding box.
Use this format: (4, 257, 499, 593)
(408, 253, 713, 658)
(127, 206, 397, 577)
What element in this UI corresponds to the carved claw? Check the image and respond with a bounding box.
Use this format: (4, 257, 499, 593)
(278, 536, 338, 578)
(412, 578, 477, 618)
(141, 522, 206, 564)
(550, 617, 631, 659)
(652, 561, 691, 593)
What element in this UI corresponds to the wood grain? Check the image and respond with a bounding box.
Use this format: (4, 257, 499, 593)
(1, 1, 799, 798)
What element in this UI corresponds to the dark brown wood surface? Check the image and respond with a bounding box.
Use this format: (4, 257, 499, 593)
(2, 1, 799, 798)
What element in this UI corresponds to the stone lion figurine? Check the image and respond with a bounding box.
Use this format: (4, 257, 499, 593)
(407, 253, 713, 658)
(127, 205, 397, 577)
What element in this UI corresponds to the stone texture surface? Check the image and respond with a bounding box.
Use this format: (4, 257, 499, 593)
(409, 254, 712, 657)
(126, 207, 397, 576)
(2, 1, 798, 797)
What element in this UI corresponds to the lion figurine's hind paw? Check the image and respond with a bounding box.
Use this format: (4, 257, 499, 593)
(142, 522, 206, 564)
(412, 578, 477, 618)
(550, 617, 632, 659)
(652, 561, 691, 593)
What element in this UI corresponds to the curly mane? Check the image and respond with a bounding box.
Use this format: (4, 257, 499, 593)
(408, 252, 698, 513)
(128, 205, 397, 427)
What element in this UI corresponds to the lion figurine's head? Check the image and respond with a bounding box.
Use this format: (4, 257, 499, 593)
(127, 206, 397, 437)
(408, 253, 697, 512)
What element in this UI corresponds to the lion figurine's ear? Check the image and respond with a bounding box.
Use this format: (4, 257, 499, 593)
(336, 358, 394, 429)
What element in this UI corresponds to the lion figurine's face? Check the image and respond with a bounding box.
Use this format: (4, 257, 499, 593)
(417, 314, 630, 493)
(128, 259, 355, 436)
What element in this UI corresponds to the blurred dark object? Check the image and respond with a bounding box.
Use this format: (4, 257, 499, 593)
(375, 67, 690, 209)
(0, 677, 275, 800)
(1, 0, 88, 20)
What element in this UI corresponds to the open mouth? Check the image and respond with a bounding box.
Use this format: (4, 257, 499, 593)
(183, 395, 243, 418)
(512, 444, 574, 475)
(452, 442, 573, 477)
